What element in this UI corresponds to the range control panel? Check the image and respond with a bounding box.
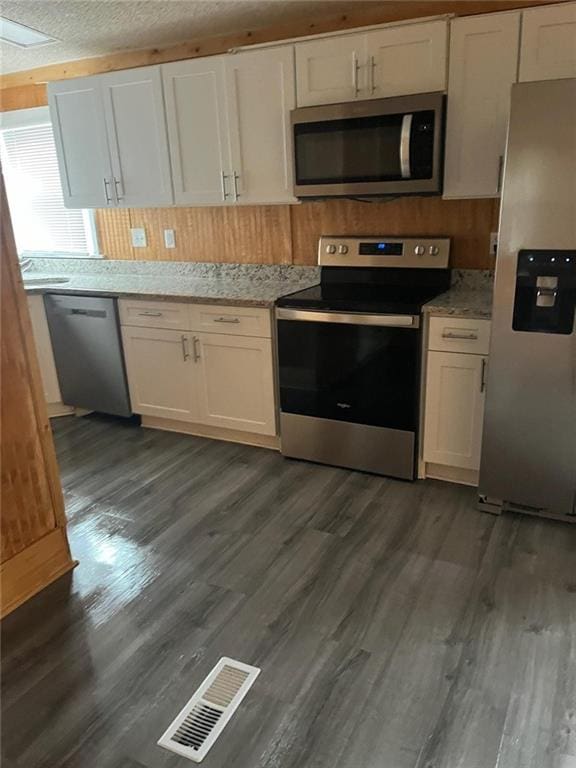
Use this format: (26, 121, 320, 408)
(318, 236, 450, 269)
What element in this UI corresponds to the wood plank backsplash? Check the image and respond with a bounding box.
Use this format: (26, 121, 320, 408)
(95, 197, 499, 269)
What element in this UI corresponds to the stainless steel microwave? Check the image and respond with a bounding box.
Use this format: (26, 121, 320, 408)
(291, 91, 445, 199)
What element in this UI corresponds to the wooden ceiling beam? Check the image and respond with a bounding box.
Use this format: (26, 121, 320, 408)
(0, 0, 552, 92)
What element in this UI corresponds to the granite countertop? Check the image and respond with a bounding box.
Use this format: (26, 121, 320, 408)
(23, 273, 319, 308)
(423, 284, 493, 320)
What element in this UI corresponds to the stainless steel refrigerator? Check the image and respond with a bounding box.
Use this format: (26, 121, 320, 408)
(479, 78, 576, 522)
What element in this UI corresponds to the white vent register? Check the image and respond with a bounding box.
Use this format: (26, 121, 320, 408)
(158, 658, 261, 762)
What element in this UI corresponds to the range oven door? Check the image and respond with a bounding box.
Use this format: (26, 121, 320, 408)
(276, 309, 422, 479)
(292, 92, 445, 198)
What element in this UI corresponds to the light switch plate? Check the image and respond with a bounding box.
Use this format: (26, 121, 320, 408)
(164, 229, 176, 249)
(131, 227, 147, 248)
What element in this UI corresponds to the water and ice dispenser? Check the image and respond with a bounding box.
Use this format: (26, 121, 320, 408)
(512, 249, 576, 335)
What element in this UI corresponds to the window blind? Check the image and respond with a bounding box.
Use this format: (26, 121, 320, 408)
(0, 123, 95, 256)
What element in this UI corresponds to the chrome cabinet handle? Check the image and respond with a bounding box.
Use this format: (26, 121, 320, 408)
(353, 55, 360, 96)
(213, 317, 240, 324)
(103, 178, 112, 205)
(138, 311, 163, 317)
(113, 177, 123, 201)
(221, 171, 230, 200)
(497, 155, 504, 193)
(193, 336, 201, 362)
(480, 357, 488, 392)
(181, 335, 190, 361)
(442, 331, 478, 340)
(369, 55, 376, 93)
(233, 172, 240, 201)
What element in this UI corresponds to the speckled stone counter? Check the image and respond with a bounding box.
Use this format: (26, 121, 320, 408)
(424, 269, 494, 320)
(423, 287, 493, 320)
(23, 260, 321, 308)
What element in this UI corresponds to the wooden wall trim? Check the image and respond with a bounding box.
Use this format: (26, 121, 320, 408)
(0, 84, 47, 112)
(0, 0, 552, 93)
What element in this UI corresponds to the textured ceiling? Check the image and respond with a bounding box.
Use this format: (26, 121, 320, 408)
(0, 0, 380, 74)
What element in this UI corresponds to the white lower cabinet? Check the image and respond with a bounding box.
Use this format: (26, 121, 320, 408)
(423, 351, 487, 471)
(196, 333, 276, 435)
(423, 316, 491, 484)
(121, 326, 201, 422)
(120, 300, 277, 440)
(27, 296, 73, 417)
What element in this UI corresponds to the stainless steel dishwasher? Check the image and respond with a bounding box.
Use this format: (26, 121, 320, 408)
(44, 294, 132, 417)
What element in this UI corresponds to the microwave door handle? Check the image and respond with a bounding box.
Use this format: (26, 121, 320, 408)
(400, 113, 413, 179)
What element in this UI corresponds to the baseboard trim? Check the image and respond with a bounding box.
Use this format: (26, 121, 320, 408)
(141, 416, 280, 451)
(425, 462, 479, 487)
(47, 402, 75, 418)
(0, 528, 77, 619)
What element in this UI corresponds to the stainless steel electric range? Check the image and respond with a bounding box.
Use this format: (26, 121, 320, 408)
(275, 235, 451, 480)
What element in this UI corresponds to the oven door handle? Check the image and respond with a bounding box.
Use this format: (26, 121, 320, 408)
(276, 308, 420, 328)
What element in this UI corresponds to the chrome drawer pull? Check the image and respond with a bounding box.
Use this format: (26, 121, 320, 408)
(193, 336, 201, 362)
(442, 331, 478, 340)
(214, 317, 240, 324)
(138, 311, 163, 317)
(480, 357, 488, 392)
(181, 335, 190, 361)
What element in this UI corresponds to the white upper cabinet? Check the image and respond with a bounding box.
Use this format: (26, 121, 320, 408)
(48, 77, 112, 208)
(366, 20, 448, 99)
(225, 47, 296, 204)
(295, 20, 447, 107)
(295, 33, 367, 107)
(100, 67, 173, 207)
(520, 2, 576, 82)
(443, 12, 520, 199)
(163, 57, 232, 206)
(49, 67, 172, 208)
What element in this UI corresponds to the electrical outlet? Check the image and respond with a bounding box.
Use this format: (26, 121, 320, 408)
(164, 229, 176, 249)
(490, 232, 498, 257)
(130, 227, 147, 248)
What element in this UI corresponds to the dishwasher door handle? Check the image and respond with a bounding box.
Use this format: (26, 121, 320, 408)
(69, 308, 107, 318)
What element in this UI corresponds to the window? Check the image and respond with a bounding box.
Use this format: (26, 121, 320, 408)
(0, 107, 99, 258)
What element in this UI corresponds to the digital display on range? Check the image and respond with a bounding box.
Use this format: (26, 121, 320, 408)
(359, 242, 403, 256)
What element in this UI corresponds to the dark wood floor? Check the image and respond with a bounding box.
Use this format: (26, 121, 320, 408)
(2, 415, 575, 768)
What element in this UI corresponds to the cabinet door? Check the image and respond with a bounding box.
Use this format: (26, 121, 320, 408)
(196, 333, 276, 436)
(27, 296, 63, 405)
(443, 13, 520, 199)
(225, 47, 296, 204)
(423, 351, 486, 470)
(366, 20, 448, 99)
(520, 2, 576, 82)
(101, 66, 173, 207)
(48, 77, 112, 208)
(162, 57, 232, 205)
(121, 326, 199, 421)
(295, 34, 367, 106)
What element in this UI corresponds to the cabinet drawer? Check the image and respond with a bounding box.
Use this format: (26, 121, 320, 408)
(119, 299, 190, 330)
(428, 316, 491, 355)
(191, 304, 271, 338)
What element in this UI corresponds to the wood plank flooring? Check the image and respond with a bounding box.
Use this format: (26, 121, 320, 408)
(2, 415, 575, 768)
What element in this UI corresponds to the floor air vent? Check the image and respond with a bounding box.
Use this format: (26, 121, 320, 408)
(157, 658, 260, 762)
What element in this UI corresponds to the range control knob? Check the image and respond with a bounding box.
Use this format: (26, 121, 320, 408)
(338, 245, 349, 254)
(326, 244, 337, 254)
(414, 245, 426, 256)
(429, 245, 439, 256)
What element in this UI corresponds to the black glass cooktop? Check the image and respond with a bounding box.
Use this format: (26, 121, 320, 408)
(277, 267, 451, 316)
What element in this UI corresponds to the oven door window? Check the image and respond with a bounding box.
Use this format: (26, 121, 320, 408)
(293, 110, 434, 186)
(277, 319, 420, 431)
